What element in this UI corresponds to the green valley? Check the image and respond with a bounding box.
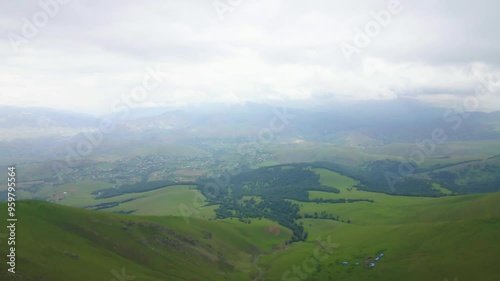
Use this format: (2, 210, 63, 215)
(1, 167, 499, 280)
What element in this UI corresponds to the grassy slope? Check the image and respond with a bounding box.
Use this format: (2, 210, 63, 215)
(1, 169, 499, 280)
(0, 201, 291, 281)
(40, 183, 218, 219)
(95, 185, 217, 218)
(260, 169, 500, 281)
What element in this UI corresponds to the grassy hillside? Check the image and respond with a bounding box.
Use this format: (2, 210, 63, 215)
(260, 169, 500, 281)
(262, 217, 500, 281)
(0, 201, 291, 281)
(95, 185, 218, 218)
(1, 168, 499, 280)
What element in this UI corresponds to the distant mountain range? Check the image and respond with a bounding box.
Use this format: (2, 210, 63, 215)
(0, 106, 97, 129)
(1, 99, 499, 145)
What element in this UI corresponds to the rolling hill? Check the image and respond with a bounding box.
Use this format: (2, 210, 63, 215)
(0, 200, 291, 281)
(1, 168, 499, 280)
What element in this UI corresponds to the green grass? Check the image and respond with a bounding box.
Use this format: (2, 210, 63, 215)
(0, 201, 291, 281)
(263, 217, 500, 281)
(432, 183, 453, 195)
(256, 160, 280, 167)
(96, 185, 216, 218)
(259, 168, 500, 281)
(51, 180, 114, 206)
(1, 168, 499, 280)
(304, 169, 500, 225)
(43, 183, 218, 219)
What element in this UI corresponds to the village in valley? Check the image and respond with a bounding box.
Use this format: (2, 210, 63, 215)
(343, 253, 385, 268)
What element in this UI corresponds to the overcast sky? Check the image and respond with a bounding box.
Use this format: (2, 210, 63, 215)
(1, 0, 499, 114)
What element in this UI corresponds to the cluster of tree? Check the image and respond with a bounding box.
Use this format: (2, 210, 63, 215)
(430, 165, 500, 194)
(200, 166, 343, 242)
(417, 159, 481, 173)
(198, 165, 376, 242)
(198, 165, 340, 203)
(229, 166, 340, 201)
(93, 179, 183, 198)
(429, 171, 457, 191)
(463, 180, 500, 193)
(308, 161, 442, 197)
(90, 198, 136, 210)
(215, 198, 307, 242)
(314, 160, 500, 196)
(302, 211, 350, 223)
(309, 198, 374, 204)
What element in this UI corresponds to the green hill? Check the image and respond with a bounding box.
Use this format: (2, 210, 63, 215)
(1, 168, 499, 280)
(263, 169, 500, 281)
(0, 201, 291, 281)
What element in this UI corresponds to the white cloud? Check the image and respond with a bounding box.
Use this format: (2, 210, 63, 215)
(0, 0, 499, 113)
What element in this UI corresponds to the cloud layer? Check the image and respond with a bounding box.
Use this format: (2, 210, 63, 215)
(1, 0, 499, 113)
